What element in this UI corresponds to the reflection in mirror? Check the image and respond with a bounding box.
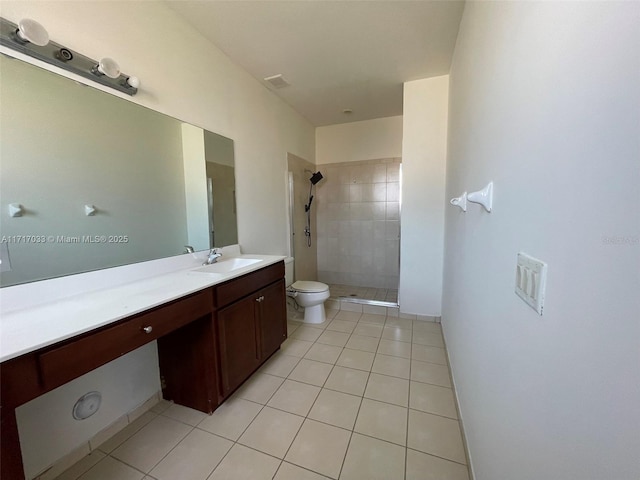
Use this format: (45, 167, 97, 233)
(0, 54, 237, 287)
(205, 131, 238, 248)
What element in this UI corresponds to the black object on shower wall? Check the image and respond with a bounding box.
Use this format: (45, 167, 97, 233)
(310, 171, 323, 185)
(304, 171, 324, 247)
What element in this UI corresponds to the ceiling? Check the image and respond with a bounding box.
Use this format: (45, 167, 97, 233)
(166, 1, 465, 127)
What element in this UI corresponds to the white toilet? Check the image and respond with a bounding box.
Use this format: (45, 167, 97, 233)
(285, 257, 330, 324)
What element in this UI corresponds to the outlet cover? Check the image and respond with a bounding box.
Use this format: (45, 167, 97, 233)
(515, 252, 547, 315)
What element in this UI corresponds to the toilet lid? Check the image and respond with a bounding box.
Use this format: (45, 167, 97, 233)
(291, 281, 329, 293)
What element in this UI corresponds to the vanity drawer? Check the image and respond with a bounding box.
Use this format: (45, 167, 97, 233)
(215, 262, 284, 308)
(38, 289, 213, 390)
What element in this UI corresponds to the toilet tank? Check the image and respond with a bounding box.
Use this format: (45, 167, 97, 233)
(284, 257, 294, 287)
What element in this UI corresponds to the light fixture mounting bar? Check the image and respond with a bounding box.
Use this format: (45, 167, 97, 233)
(0, 17, 137, 96)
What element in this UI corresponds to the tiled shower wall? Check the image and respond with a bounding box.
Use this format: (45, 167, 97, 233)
(316, 158, 401, 289)
(288, 153, 318, 282)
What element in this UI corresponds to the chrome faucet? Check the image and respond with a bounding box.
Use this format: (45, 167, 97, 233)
(184, 245, 194, 254)
(203, 248, 223, 265)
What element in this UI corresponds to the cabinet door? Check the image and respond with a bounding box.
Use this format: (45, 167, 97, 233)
(258, 279, 287, 360)
(216, 296, 260, 396)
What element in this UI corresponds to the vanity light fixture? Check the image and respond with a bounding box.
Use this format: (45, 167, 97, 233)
(0, 17, 139, 96)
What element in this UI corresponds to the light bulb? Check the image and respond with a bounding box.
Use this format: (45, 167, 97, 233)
(126, 76, 140, 89)
(95, 57, 120, 79)
(16, 18, 49, 46)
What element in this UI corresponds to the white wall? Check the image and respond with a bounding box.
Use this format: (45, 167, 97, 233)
(316, 116, 403, 164)
(400, 76, 449, 315)
(443, 3, 640, 480)
(0, 2, 315, 477)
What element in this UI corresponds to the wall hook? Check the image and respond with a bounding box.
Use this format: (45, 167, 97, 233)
(450, 192, 467, 212)
(8, 203, 24, 217)
(468, 181, 493, 212)
(84, 204, 97, 216)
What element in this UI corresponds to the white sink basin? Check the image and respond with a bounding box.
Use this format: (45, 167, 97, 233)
(190, 257, 262, 275)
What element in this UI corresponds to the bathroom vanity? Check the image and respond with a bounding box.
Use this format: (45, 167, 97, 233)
(0, 256, 287, 480)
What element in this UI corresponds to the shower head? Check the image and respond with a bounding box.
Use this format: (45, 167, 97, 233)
(309, 171, 323, 185)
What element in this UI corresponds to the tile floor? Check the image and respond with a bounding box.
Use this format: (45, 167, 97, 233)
(327, 284, 399, 304)
(55, 309, 469, 480)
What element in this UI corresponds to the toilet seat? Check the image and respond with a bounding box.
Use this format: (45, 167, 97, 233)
(290, 281, 328, 293)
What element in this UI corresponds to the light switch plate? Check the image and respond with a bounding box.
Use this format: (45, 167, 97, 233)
(515, 252, 547, 315)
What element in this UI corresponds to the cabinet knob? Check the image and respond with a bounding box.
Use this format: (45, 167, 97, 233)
(142, 326, 153, 334)
(255, 296, 265, 303)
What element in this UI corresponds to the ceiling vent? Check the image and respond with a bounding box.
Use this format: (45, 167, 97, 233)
(264, 74, 290, 89)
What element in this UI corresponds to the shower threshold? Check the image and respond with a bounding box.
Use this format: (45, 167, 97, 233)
(327, 284, 399, 307)
(334, 296, 399, 308)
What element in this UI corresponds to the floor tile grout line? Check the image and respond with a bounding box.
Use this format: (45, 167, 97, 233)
(404, 336, 413, 479)
(275, 331, 347, 479)
(210, 386, 283, 478)
(95, 410, 161, 456)
(406, 406, 460, 422)
(336, 367, 371, 480)
(405, 446, 469, 467)
(78, 453, 146, 480)
(108, 417, 197, 477)
(272, 461, 333, 480)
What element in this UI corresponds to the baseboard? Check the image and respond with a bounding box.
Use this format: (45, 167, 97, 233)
(441, 321, 476, 480)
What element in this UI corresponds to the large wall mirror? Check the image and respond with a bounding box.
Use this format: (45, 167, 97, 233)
(0, 54, 237, 287)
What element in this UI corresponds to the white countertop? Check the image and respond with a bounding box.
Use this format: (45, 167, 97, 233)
(0, 252, 286, 363)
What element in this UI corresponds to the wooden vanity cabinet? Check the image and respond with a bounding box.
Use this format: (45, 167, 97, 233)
(0, 289, 217, 480)
(215, 262, 287, 398)
(0, 261, 287, 480)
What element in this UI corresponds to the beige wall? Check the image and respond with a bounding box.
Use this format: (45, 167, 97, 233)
(316, 158, 401, 289)
(400, 76, 449, 316)
(316, 116, 403, 165)
(0, 2, 315, 477)
(287, 153, 318, 282)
